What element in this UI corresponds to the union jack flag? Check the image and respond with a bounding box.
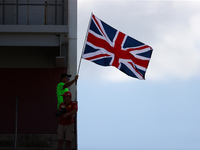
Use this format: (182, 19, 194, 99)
(82, 14, 153, 80)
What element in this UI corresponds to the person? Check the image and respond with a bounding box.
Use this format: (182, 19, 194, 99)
(56, 73, 78, 109)
(57, 91, 78, 150)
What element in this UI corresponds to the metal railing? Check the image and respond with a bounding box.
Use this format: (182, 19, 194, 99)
(0, 0, 66, 25)
(15, 97, 18, 150)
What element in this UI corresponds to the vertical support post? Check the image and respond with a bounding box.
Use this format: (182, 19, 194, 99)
(3, 0, 5, 25)
(16, 0, 18, 25)
(60, 34, 62, 57)
(27, 1, 29, 25)
(55, 0, 57, 25)
(44, 0, 47, 25)
(62, 0, 64, 25)
(14, 97, 18, 150)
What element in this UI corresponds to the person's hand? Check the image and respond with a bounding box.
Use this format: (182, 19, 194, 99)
(62, 113, 69, 118)
(74, 75, 79, 81)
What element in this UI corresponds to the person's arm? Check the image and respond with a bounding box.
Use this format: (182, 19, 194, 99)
(63, 75, 78, 89)
(63, 109, 77, 118)
(62, 102, 78, 118)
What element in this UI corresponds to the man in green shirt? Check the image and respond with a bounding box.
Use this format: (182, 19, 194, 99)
(56, 73, 78, 109)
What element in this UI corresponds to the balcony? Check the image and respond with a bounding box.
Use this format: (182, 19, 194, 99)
(0, 0, 67, 25)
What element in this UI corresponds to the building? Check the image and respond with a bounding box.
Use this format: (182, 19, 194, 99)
(0, 0, 77, 149)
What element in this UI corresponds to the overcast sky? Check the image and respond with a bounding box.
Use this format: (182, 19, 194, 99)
(77, 1, 200, 150)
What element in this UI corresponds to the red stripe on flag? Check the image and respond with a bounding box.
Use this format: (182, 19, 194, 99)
(85, 54, 110, 61)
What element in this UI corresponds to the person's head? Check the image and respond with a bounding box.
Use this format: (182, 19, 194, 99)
(62, 91, 72, 105)
(60, 73, 71, 83)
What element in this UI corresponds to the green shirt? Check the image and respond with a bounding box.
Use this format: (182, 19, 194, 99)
(56, 82, 68, 109)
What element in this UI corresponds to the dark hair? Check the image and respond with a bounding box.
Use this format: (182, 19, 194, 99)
(60, 73, 71, 80)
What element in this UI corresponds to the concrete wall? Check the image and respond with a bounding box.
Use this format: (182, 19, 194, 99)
(0, 46, 59, 68)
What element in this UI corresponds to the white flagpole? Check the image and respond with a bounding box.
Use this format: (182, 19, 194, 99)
(77, 12, 93, 75)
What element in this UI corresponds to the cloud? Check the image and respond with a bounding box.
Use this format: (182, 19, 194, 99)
(78, 0, 200, 82)
(148, 2, 200, 81)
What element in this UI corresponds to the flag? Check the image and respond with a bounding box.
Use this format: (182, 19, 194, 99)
(82, 14, 153, 80)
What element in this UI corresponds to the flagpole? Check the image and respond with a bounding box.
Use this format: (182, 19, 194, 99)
(77, 12, 93, 75)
